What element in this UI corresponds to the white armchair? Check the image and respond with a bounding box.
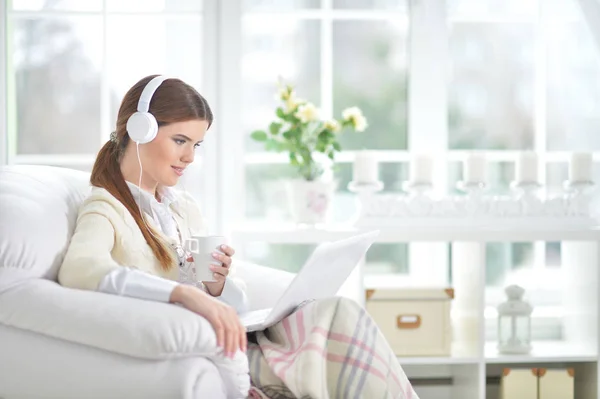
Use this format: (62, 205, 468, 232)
(0, 165, 294, 399)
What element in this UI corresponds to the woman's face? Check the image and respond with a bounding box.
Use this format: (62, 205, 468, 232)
(140, 119, 209, 187)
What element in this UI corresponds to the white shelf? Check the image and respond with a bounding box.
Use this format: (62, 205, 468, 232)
(232, 221, 600, 243)
(232, 222, 600, 398)
(485, 340, 597, 364)
(397, 343, 480, 365)
(395, 341, 597, 366)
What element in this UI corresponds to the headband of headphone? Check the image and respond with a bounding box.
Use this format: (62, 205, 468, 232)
(126, 75, 170, 144)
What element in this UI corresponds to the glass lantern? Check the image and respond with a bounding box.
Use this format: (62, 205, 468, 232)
(497, 285, 533, 354)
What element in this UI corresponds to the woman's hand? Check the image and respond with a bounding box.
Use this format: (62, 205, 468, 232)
(202, 244, 236, 297)
(170, 284, 246, 358)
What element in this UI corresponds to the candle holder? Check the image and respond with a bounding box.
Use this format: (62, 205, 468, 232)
(402, 181, 433, 196)
(510, 181, 543, 199)
(348, 180, 384, 222)
(563, 180, 595, 195)
(348, 180, 384, 194)
(510, 181, 544, 216)
(563, 180, 596, 218)
(456, 181, 487, 196)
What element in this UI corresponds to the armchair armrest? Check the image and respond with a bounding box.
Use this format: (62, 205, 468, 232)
(233, 260, 295, 311)
(0, 279, 223, 361)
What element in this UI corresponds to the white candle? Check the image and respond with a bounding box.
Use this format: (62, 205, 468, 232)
(464, 152, 487, 183)
(516, 152, 539, 183)
(353, 150, 379, 184)
(409, 153, 433, 184)
(569, 152, 593, 182)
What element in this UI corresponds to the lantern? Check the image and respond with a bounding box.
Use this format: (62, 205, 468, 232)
(497, 285, 533, 354)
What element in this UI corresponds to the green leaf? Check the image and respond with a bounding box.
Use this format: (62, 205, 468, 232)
(250, 130, 268, 142)
(289, 152, 299, 166)
(328, 151, 335, 160)
(332, 142, 341, 152)
(265, 138, 288, 152)
(269, 122, 283, 135)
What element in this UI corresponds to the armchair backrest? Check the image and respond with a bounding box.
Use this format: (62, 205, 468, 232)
(0, 165, 90, 289)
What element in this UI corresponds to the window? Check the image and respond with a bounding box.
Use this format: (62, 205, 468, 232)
(240, 0, 410, 274)
(237, 0, 600, 341)
(5, 0, 205, 166)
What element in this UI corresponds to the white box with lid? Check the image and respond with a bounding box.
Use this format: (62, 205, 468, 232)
(538, 368, 574, 399)
(500, 368, 538, 399)
(365, 288, 454, 356)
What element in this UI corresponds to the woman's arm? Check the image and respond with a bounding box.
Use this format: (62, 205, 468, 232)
(178, 191, 249, 314)
(58, 201, 246, 357)
(58, 211, 126, 291)
(58, 211, 180, 303)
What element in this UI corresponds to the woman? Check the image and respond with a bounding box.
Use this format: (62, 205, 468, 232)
(58, 75, 418, 399)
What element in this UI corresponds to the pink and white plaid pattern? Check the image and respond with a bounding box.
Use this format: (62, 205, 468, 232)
(246, 297, 419, 399)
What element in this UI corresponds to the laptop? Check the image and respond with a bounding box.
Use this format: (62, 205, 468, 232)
(239, 230, 380, 332)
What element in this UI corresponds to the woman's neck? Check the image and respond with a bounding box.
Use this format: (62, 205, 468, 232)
(120, 154, 158, 197)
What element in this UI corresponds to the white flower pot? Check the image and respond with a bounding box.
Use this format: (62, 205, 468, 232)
(286, 179, 337, 225)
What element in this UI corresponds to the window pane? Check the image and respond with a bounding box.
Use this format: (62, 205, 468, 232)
(448, 0, 537, 18)
(242, 18, 320, 151)
(245, 163, 298, 220)
(106, 0, 203, 13)
(546, 242, 561, 268)
(107, 16, 203, 127)
(11, 0, 102, 11)
(449, 23, 534, 150)
(333, 20, 408, 150)
(541, 0, 581, 19)
(333, 0, 406, 10)
(485, 242, 534, 287)
(545, 162, 567, 195)
(12, 17, 103, 154)
(546, 22, 600, 150)
(239, 242, 407, 275)
(240, 243, 316, 274)
(243, 0, 320, 11)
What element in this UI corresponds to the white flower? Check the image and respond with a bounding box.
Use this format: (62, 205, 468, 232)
(353, 114, 368, 132)
(342, 106, 368, 132)
(324, 119, 341, 133)
(342, 106, 362, 120)
(295, 102, 320, 123)
(285, 93, 304, 112)
(277, 86, 294, 101)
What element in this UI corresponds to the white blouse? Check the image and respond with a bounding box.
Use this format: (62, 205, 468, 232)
(96, 182, 248, 314)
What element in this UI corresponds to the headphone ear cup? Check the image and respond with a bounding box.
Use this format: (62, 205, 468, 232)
(126, 112, 158, 144)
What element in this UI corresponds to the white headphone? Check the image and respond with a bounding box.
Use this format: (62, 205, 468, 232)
(126, 75, 171, 144)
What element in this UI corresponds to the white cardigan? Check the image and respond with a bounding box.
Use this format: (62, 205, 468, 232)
(58, 185, 248, 313)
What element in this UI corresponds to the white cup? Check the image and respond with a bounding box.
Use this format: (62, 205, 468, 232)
(184, 235, 227, 283)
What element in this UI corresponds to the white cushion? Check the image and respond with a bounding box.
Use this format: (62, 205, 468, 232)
(0, 165, 91, 288)
(0, 323, 227, 399)
(0, 261, 293, 360)
(0, 279, 224, 360)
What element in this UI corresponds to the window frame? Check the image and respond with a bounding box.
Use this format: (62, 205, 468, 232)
(0, 3, 7, 166)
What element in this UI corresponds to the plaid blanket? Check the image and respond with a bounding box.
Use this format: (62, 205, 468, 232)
(246, 297, 419, 399)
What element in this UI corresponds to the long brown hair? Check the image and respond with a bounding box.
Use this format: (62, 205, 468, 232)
(91, 75, 213, 271)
